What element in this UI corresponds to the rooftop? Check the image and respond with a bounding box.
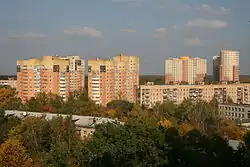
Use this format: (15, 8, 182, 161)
(219, 103, 250, 107)
(4, 110, 124, 128)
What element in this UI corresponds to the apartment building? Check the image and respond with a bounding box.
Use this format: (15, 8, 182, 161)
(17, 55, 84, 101)
(165, 56, 207, 84)
(139, 83, 250, 108)
(213, 49, 240, 82)
(218, 104, 250, 121)
(88, 53, 139, 106)
(0, 77, 17, 89)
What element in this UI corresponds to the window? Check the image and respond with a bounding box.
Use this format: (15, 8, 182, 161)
(100, 65, 106, 72)
(17, 65, 21, 72)
(53, 65, 59, 72)
(88, 66, 92, 72)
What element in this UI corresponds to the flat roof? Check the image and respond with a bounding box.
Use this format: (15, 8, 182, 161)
(219, 104, 250, 107)
(4, 110, 124, 128)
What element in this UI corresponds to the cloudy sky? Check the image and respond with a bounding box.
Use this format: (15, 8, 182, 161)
(0, 0, 250, 75)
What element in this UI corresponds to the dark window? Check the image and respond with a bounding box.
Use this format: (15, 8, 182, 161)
(88, 66, 92, 72)
(248, 113, 250, 119)
(53, 65, 59, 72)
(76, 60, 82, 66)
(66, 66, 70, 72)
(17, 65, 21, 72)
(100, 65, 106, 72)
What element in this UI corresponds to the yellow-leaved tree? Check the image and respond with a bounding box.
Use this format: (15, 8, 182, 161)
(158, 119, 173, 129)
(0, 139, 35, 167)
(178, 123, 194, 136)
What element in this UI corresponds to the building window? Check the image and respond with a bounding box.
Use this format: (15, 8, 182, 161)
(88, 66, 92, 72)
(53, 65, 59, 72)
(17, 65, 21, 72)
(100, 65, 106, 72)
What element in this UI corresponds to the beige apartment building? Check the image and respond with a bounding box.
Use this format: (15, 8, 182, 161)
(218, 104, 250, 121)
(139, 83, 250, 108)
(88, 53, 139, 106)
(213, 49, 240, 82)
(0, 77, 17, 89)
(17, 55, 84, 101)
(165, 56, 207, 84)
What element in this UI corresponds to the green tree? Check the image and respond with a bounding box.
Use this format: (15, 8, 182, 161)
(81, 120, 167, 167)
(107, 100, 134, 118)
(0, 109, 21, 144)
(61, 89, 103, 116)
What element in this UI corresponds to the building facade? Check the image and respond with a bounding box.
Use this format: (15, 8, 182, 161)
(213, 49, 240, 82)
(139, 83, 250, 108)
(0, 77, 17, 89)
(165, 56, 207, 84)
(16, 55, 84, 101)
(88, 53, 139, 106)
(218, 104, 250, 121)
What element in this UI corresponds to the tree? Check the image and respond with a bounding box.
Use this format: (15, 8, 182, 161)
(61, 89, 103, 116)
(0, 87, 22, 110)
(178, 123, 194, 136)
(24, 92, 64, 113)
(81, 120, 167, 166)
(0, 109, 21, 144)
(226, 96, 234, 104)
(0, 139, 35, 167)
(107, 100, 134, 118)
(158, 119, 172, 129)
(218, 120, 247, 140)
(157, 101, 176, 120)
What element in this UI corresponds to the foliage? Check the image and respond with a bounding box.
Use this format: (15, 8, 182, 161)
(82, 121, 167, 167)
(21, 89, 105, 117)
(158, 119, 172, 128)
(0, 139, 35, 167)
(219, 120, 247, 140)
(1, 86, 250, 166)
(0, 109, 21, 144)
(107, 100, 134, 118)
(178, 123, 194, 136)
(0, 87, 22, 110)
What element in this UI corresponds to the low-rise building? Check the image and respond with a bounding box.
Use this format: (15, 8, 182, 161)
(218, 104, 250, 121)
(0, 77, 17, 89)
(4, 110, 123, 139)
(138, 83, 250, 108)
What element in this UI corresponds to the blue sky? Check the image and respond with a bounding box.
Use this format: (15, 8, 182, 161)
(0, 0, 250, 75)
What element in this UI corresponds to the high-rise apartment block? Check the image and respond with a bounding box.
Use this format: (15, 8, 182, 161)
(139, 83, 250, 108)
(17, 55, 84, 101)
(165, 56, 207, 84)
(88, 53, 139, 106)
(213, 49, 240, 82)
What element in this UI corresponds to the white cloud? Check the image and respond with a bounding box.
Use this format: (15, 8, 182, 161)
(155, 28, 166, 33)
(184, 37, 207, 46)
(185, 19, 228, 29)
(198, 4, 230, 14)
(153, 1, 230, 15)
(120, 29, 136, 33)
(8, 32, 47, 38)
(64, 27, 102, 38)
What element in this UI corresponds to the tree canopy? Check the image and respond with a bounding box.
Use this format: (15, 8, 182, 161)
(1, 87, 250, 166)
